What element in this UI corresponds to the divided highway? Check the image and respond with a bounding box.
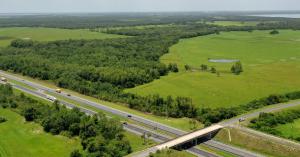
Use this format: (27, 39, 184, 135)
(4, 70, 298, 157)
(0, 72, 218, 157)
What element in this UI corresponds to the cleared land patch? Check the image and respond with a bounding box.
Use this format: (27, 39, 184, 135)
(126, 30, 300, 108)
(0, 27, 124, 47)
(0, 109, 81, 157)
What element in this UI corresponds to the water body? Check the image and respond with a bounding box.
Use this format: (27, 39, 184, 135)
(252, 14, 300, 18)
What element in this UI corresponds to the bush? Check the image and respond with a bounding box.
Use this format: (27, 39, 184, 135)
(10, 39, 34, 48)
(0, 116, 7, 123)
(270, 30, 279, 35)
(70, 149, 82, 157)
(231, 62, 243, 75)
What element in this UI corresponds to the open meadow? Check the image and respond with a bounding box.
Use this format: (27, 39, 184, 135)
(126, 30, 300, 108)
(0, 27, 124, 47)
(0, 109, 81, 157)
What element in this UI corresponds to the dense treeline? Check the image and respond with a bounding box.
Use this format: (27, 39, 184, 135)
(249, 109, 300, 142)
(0, 13, 219, 29)
(0, 84, 131, 157)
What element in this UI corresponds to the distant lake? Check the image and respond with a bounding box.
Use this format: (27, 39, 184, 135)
(252, 14, 300, 18)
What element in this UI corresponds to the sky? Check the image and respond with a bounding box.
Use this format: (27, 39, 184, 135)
(1, 0, 300, 13)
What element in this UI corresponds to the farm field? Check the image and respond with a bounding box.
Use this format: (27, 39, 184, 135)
(126, 30, 300, 108)
(0, 109, 81, 157)
(0, 27, 124, 47)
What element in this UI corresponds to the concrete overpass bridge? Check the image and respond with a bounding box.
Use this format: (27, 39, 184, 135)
(135, 124, 224, 157)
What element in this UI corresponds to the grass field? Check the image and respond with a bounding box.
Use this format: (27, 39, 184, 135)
(0, 27, 124, 47)
(0, 109, 81, 157)
(127, 30, 300, 108)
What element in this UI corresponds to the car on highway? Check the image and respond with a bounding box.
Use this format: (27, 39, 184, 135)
(46, 95, 57, 101)
(0, 77, 7, 82)
(239, 117, 246, 122)
(56, 88, 62, 93)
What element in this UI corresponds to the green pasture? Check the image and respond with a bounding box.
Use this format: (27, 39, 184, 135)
(127, 30, 300, 108)
(275, 118, 300, 140)
(0, 109, 81, 157)
(0, 27, 124, 47)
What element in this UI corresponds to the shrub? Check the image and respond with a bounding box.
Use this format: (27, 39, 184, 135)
(0, 116, 7, 123)
(270, 30, 279, 35)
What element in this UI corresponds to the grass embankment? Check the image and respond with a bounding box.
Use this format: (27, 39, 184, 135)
(214, 127, 300, 157)
(127, 30, 300, 108)
(2, 70, 203, 131)
(147, 149, 195, 157)
(276, 119, 300, 139)
(0, 27, 124, 47)
(124, 132, 157, 152)
(198, 145, 237, 157)
(0, 109, 81, 157)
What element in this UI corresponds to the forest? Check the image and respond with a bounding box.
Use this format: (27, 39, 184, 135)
(0, 84, 131, 157)
(1, 15, 300, 126)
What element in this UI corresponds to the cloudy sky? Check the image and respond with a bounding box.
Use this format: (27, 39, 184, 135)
(1, 0, 300, 13)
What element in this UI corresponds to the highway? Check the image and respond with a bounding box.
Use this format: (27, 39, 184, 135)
(3, 70, 296, 157)
(3, 78, 217, 157)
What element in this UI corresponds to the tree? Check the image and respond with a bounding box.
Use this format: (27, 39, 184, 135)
(0, 116, 7, 123)
(141, 132, 147, 145)
(184, 65, 191, 71)
(231, 62, 243, 75)
(168, 63, 179, 73)
(200, 64, 208, 71)
(210, 67, 216, 73)
(23, 107, 39, 121)
(70, 149, 82, 157)
(270, 30, 279, 35)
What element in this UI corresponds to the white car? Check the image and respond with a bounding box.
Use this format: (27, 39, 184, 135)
(46, 95, 57, 101)
(239, 117, 246, 122)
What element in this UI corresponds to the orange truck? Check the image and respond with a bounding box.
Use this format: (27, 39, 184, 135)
(55, 88, 62, 93)
(0, 77, 7, 82)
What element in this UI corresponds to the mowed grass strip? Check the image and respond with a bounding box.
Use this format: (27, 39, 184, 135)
(0, 27, 125, 47)
(0, 109, 81, 157)
(126, 30, 300, 108)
